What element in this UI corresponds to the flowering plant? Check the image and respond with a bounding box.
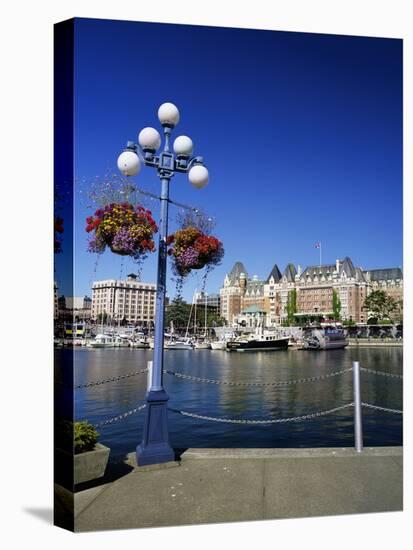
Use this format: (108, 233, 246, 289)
(86, 202, 158, 258)
(168, 226, 224, 277)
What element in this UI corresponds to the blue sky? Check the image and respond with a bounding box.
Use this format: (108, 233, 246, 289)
(58, 18, 403, 301)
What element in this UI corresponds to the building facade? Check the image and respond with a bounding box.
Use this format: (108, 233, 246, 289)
(220, 258, 402, 326)
(91, 273, 156, 326)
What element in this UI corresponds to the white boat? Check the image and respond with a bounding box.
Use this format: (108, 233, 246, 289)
(194, 340, 211, 349)
(165, 339, 193, 350)
(88, 334, 115, 348)
(210, 340, 227, 350)
(130, 332, 149, 348)
(113, 334, 130, 347)
(303, 326, 348, 350)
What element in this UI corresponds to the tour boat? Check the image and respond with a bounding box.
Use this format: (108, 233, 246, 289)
(88, 334, 115, 348)
(303, 326, 348, 350)
(226, 326, 289, 352)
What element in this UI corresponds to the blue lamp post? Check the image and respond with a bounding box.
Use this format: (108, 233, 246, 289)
(117, 103, 209, 466)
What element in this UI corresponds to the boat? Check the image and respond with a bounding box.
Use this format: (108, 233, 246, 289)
(210, 340, 227, 350)
(194, 340, 211, 349)
(226, 325, 289, 352)
(113, 334, 130, 347)
(302, 326, 348, 350)
(165, 339, 193, 350)
(130, 332, 149, 348)
(88, 334, 115, 348)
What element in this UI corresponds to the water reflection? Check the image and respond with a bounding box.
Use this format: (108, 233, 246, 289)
(56, 346, 403, 461)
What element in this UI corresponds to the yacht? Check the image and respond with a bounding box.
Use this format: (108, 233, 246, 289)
(227, 324, 289, 352)
(210, 340, 227, 350)
(88, 334, 115, 348)
(194, 340, 211, 349)
(165, 339, 194, 350)
(303, 326, 348, 350)
(130, 332, 149, 348)
(113, 334, 130, 347)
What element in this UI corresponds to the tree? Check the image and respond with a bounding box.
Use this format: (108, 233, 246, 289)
(286, 289, 297, 326)
(363, 290, 398, 322)
(332, 290, 341, 321)
(165, 298, 192, 331)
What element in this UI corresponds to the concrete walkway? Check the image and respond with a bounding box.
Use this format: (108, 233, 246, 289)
(67, 447, 402, 532)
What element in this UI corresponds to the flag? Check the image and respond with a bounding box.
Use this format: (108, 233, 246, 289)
(315, 242, 321, 249)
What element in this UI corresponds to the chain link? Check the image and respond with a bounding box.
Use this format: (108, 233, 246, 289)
(361, 402, 403, 415)
(164, 368, 352, 387)
(74, 368, 148, 389)
(360, 368, 403, 380)
(93, 404, 146, 428)
(169, 403, 354, 425)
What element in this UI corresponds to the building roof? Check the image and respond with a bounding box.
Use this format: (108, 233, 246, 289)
(266, 264, 282, 283)
(339, 256, 356, 278)
(283, 263, 297, 282)
(301, 264, 336, 279)
(245, 277, 264, 296)
(228, 261, 248, 284)
(364, 268, 403, 281)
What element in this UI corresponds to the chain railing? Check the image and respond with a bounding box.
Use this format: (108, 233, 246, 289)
(164, 367, 353, 387)
(75, 361, 402, 452)
(168, 403, 354, 425)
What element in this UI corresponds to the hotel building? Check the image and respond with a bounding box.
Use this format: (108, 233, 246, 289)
(220, 258, 403, 326)
(91, 273, 156, 326)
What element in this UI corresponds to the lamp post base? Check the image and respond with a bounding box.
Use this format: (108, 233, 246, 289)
(136, 389, 175, 466)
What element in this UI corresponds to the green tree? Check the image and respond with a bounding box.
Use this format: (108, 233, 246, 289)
(286, 289, 297, 326)
(363, 290, 398, 322)
(165, 298, 192, 331)
(332, 289, 341, 321)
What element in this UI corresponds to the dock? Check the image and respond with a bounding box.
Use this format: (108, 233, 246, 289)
(55, 446, 403, 532)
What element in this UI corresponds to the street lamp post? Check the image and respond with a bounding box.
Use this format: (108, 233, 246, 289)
(117, 103, 209, 466)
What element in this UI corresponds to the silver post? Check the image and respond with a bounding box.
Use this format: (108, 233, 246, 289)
(352, 361, 363, 452)
(147, 360, 153, 392)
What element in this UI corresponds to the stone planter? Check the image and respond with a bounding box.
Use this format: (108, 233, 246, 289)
(74, 443, 110, 484)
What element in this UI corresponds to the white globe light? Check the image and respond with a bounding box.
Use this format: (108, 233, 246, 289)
(188, 165, 209, 189)
(173, 135, 193, 157)
(117, 151, 141, 177)
(138, 127, 161, 151)
(158, 102, 180, 126)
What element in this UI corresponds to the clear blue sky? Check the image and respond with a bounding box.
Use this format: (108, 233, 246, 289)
(58, 18, 403, 301)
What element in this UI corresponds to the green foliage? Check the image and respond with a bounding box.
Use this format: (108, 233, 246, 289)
(165, 298, 192, 330)
(74, 421, 99, 453)
(342, 319, 356, 326)
(286, 289, 297, 326)
(55, 420, 99, 454)
(332, 290, 341, 321)
(363, 290, 398, 322)
(97, 312, 108, 323)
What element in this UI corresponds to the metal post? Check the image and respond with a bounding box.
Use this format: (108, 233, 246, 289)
(352, 361, 363, 452)
(136, 129, 175, 466)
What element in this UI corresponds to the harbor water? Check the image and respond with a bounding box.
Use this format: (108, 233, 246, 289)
(57, 346, 403, 462)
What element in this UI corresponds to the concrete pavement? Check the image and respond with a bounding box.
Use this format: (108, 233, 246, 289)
(62, 447, 402, 532)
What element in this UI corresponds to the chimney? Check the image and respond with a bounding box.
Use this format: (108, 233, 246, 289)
(335, 259, 340, 273)
(297, 264, 302, 277)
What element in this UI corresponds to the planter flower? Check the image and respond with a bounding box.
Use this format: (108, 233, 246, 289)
(168, 226, 224, 277)
(86, 202, 158, 259)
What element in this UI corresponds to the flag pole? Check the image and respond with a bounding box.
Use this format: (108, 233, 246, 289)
(319, 242, 322, 267)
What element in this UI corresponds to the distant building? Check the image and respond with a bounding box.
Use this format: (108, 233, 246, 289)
(58, 295, 92, 321)
(91, 273, 156, 326)
(220, 258, 403, 326)
(194, 291, 221, 316)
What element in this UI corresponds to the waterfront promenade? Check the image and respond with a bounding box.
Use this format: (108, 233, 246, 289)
(55, 447, 403, 532)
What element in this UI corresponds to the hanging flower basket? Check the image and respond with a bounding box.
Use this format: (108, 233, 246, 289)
(168, 226, 224, 277)
(86, 202, 158, 259)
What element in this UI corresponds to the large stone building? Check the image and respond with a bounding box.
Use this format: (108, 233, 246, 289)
(220, 258, 403, 326)
(91, 273, 156, 326)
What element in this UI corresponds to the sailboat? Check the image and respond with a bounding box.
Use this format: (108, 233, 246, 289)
(165, 320, 193, 350)
(194, 292, 211, 349)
